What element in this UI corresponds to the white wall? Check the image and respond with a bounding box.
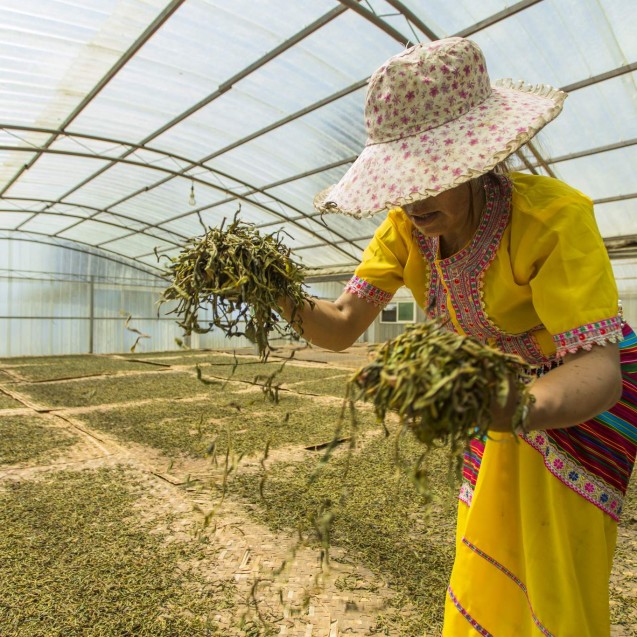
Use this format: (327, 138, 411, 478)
(0, 238, 192, 357)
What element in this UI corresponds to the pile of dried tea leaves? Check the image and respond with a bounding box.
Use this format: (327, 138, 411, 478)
(161, 214, 312, 360)
(348, 320, 535, 477)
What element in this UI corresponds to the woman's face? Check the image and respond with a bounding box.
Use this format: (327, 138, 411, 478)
(400, 182, 472, 238)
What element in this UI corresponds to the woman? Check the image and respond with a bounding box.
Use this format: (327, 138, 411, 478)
(280, 37, 636, 636)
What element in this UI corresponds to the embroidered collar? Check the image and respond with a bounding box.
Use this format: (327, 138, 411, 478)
(414, 173, 551, 367)
(415, 173, 511, 271)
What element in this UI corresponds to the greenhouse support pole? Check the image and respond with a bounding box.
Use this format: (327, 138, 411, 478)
(88, 275, 95, 354)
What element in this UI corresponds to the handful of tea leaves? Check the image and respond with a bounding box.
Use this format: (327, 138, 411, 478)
(160, 215, 312, 360)
(348, 321, 535, 458)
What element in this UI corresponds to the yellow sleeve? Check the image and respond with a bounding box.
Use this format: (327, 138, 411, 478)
(345, 210, 408, 307)
(510, 174, 621, 356)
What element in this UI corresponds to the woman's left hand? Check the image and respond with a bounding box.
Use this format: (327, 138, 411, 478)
(489, 375, 522, 433)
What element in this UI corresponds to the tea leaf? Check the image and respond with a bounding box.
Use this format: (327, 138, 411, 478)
(348, 320, 536, 483)
(160, 211, 313, 361)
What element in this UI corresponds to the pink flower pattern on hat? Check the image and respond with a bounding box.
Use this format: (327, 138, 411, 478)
(314, 37, 566, 218)
(365, 38, 492, 144)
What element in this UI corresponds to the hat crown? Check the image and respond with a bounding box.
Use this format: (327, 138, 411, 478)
(365, 37, 492, 144)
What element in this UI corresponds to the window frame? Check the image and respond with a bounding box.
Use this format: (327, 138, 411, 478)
(380, 300, 416, 324)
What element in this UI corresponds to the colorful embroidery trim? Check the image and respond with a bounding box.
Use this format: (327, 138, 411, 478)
(522, 431, 624, 520)
(461, 539, 554, 637)
(447, 586, 494, 637)
(459, 329, 636, 523)
(523, 323, 637, 514)
(415, 173, 553, 367)
(462, 436, 485, 485)
(553, 316, 623, 357)
(458, 481, 474, 508)
(458, 436, 486, 507)
(344, 275, 393, 307)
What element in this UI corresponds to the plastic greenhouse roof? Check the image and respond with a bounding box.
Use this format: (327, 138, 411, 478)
(0, 0, 636, 276)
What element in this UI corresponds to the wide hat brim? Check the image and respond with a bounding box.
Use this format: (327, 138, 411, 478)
(314, 80, 567, 218)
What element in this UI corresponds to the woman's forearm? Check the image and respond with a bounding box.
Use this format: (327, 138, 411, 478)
(527, 342, 622, 431)
(278, 293, 381, 351)
(491, 342, 622, 433)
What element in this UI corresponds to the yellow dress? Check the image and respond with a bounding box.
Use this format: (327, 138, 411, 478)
(345, 172, 636, 636)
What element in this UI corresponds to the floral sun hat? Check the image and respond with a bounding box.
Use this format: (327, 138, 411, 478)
(314, 37, 567, 218)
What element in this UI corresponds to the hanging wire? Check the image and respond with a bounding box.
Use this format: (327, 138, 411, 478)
(362, 1, 421, 46)
(61, 132, 126, 158)
(1, 127, 46, 149)
(402, 16, 422, 44)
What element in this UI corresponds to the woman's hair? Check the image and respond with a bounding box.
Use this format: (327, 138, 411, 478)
(491, 157, 513, 174)
(493, 134, 548, 176)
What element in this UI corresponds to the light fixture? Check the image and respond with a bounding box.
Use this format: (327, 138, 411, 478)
(189, 180, 196, 206)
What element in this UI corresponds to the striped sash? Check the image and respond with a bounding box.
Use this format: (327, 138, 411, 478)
(461, 322, 637, 519)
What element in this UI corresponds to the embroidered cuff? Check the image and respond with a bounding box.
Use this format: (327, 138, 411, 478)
(553, 315, 623, 357)
(344, 275, 394, 307)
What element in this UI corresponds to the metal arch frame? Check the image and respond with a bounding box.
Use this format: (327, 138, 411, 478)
(0, 267, 167, 287)
(0, 125, 302, 226)
(1, 3, 363, 262)
(0, 0, 189, 198)
(0, 0, 550, 270)
(1, 0, 635, 273)
(0, 143, 364, 261)
(0, 124, 357, 228)
(0, 199, 187, 248)
(0, 126, 362, 259)
(1, 122, 365, 263)
(0, 232, 168, 278)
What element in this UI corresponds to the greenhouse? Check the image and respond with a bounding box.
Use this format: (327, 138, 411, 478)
(0, 1, 636, 636)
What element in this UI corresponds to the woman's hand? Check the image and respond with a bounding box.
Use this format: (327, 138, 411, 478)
(489, 374, 522, 433)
